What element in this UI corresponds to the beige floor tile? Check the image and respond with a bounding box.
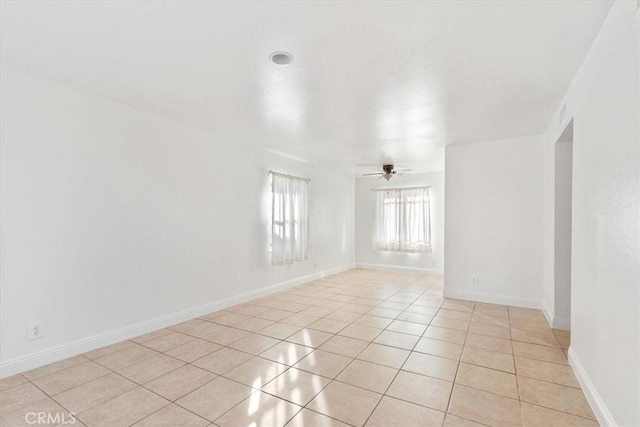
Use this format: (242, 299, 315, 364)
(165, 339, 221, 362)
(176, 377, 254, 421)
(465, 333, 513, 355)
(430, 316, 470, 332)
(353, 315, 393, 329)
(448, 384, 521, 426)
(436, 309, 473, 321)
(234, 305, 270, 317)
(234, 316, 275, 332)
(460, 346, 515, 373)
(0, 382, 48, 416)
(424, 326, 467, 344)
(521, 402, 598, 427)
(307, 381, 382, 427)
(143, 331, 195, 352)
(518, 376, 595, 420)
(455, 362, 518, 399)
(319, 335, 369, 358)
(0, 374, 28, 392)
(228, 333, 280, 355)
(386, 370, 452, 411)
(471, 317, 511, 332)
(210, 312, 252, 327)
(443, 413, 486, 426)
(174, 320, 221, 340)
(396, 311, 434, 325)
(31, 361, 110, 395)
(326, 310, 362, 323)
(510, 318, 551, 333)
(23, 355, 90, 380)
(293, 350, 352, 379)
(203, 325, 251, 345)
(515, 356, 579, 388)
(338, 324, 383, 341)
(287, 408, 350, 427)
(286, 328, 333, 348)
(366, 307, 402, 319)
(414, 337, 463, 360)
(357, 343, 410, 369)
(300, 306, 335, 317)
(373, 330, 420, 350)
(261, 368, 330, 406)
(280, 313, 322, 328)
(260, 341, 314, 366)
(468, 322, 511, 339)
(215, 391, 302, 427)
(343, 303, 376, 314)
(83, 340, 136, 360)
(403, 351, 459, 381)
(94, 344, 158, 371)
(511, 328, 561, 347)
(386, 320, 427, 336)
(259, 322, 302, 340)
(443, 300, 476, 312)
(133, 403, 209, 426)
(145, 365, 216, 401)
(54, 372, 137, 413)
(224, 357, 288, 388)
(79, 387, 169, 427)
(119, 354, 185, 384)
(192, 347, 252, 374)
(366, 396, 445, 427)
(0, 397, 72, 427)
(309, 318, 349, 334)
(512, 341, 568, 365)
(336, 359, 397, 393)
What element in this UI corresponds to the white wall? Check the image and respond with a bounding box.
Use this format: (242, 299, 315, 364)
(444, 136, 544, 307)
(0, 69, 355, 375)
(354, 172, 444, 274)
(541, 2, 639, 425)
(553, 139, 572, 329)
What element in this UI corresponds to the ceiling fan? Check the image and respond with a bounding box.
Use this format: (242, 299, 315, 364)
(362, 164, 412, 180)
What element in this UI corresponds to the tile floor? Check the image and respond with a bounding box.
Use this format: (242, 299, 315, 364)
(0, 269, 597, 426)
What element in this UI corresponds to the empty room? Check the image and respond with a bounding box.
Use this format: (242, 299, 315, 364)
(0, 1, 638, 426)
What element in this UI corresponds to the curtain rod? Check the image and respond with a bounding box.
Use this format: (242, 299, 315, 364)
(268, 170, 311, 182)
(371, 186, 430, 192)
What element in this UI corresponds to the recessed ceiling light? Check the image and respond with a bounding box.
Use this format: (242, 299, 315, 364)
(270, 51, 293, 65)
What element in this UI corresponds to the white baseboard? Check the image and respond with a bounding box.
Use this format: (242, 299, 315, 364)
(442, 288, 541, 309)
(0, 264, 354, 378)
(355, 263, 444, 276)
(542, 301, 554, 328)
(568, 347, 617, 426)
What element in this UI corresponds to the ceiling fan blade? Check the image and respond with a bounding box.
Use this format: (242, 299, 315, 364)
(395, 172, 411, 176)
(377, 175, 384, 179)
(362, 173, 383, 176)
(394, 168, 412, 172)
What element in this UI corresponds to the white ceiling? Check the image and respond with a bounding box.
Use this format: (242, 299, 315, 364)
(1, 1, 613, 173)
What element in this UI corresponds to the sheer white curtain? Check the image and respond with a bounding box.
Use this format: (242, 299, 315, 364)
(271, 172, 309, 266)
(372, 187, 431, 253)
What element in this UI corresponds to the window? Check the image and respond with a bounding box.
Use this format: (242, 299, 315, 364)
(372, 186, 431, 253)
(270, 171, 309, 265)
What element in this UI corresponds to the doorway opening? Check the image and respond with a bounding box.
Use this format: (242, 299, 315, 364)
(554, 119, 573, 331)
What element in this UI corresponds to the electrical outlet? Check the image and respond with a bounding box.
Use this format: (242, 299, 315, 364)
(28, 321, 44, 340)
(471, 277, 480, 287)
